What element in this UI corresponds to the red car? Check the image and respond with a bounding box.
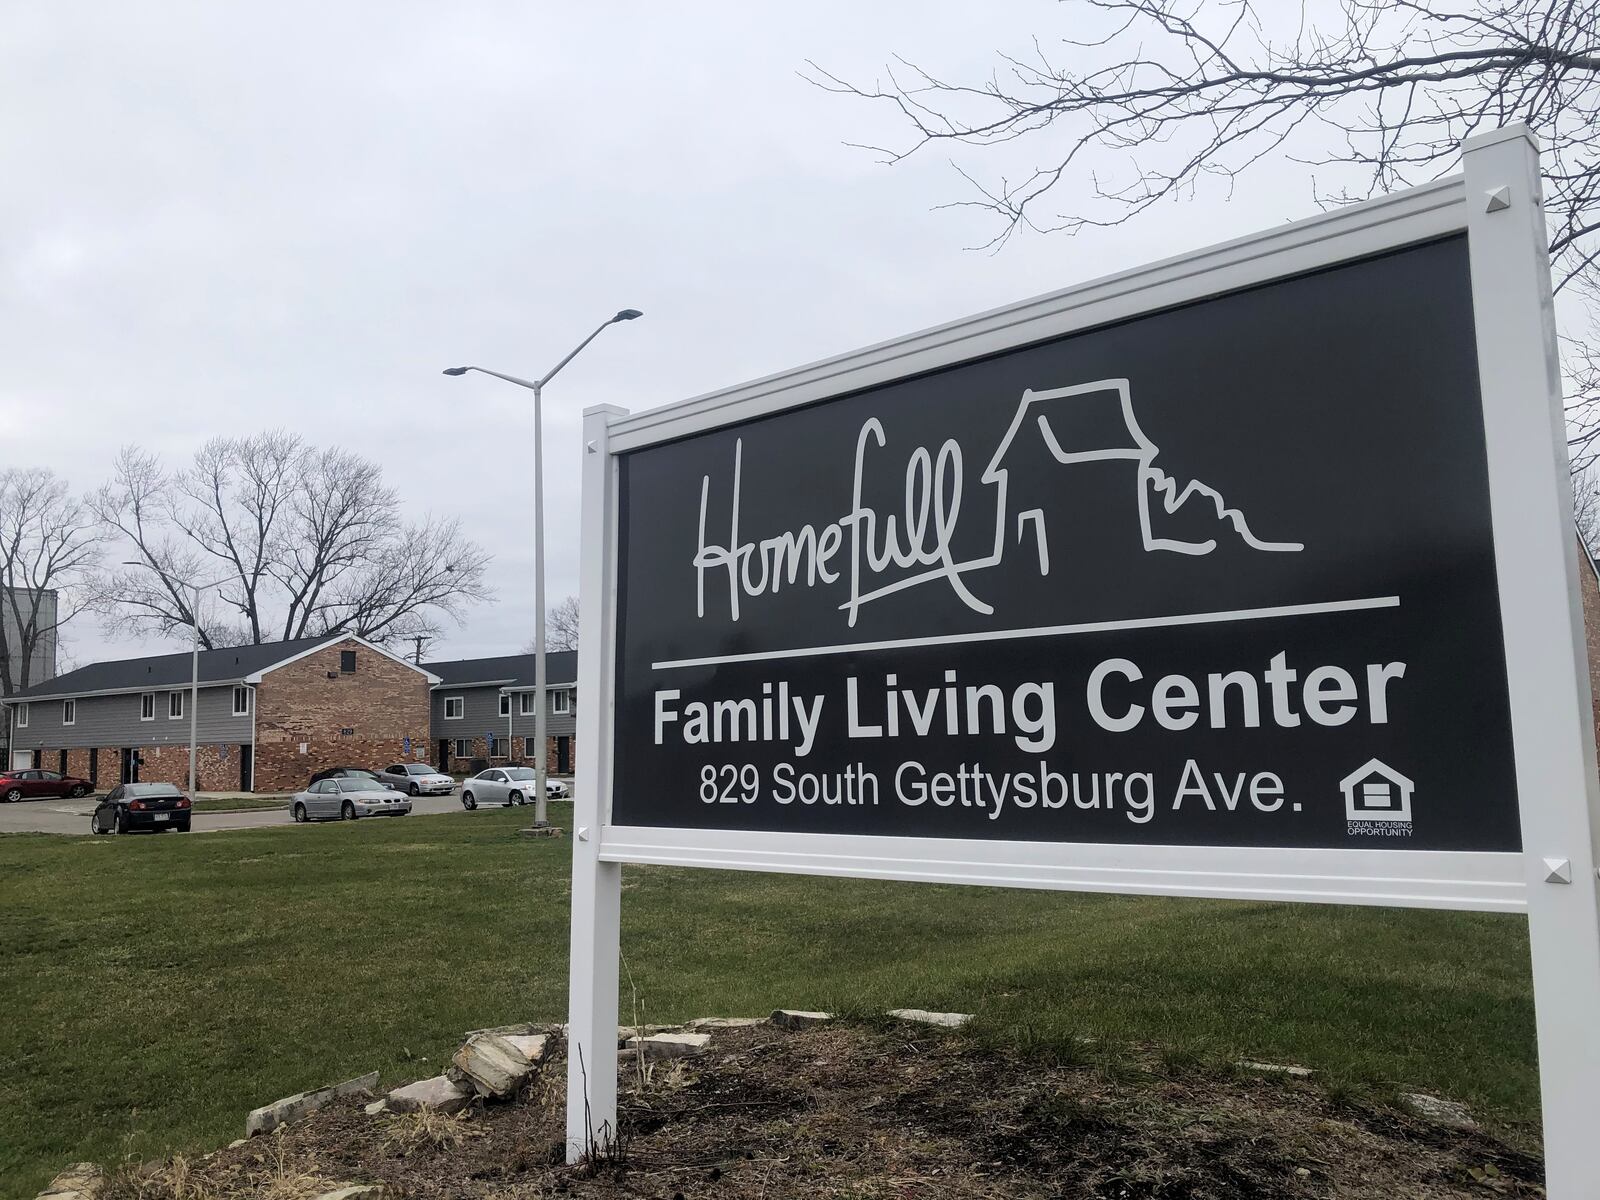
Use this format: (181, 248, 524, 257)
(1, 768, 93, 802)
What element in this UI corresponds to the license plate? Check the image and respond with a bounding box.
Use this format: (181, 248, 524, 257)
(154, 813, 169, 822)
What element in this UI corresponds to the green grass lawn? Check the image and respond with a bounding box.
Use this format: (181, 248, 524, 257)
(188, 797, 286, 813)
(0, 808, 1539, 1198)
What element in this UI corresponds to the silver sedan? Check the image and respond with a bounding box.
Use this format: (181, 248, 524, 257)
(291, 778, 413, 822)
(461, 766, 545, 810)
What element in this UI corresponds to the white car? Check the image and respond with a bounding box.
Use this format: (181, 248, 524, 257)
(461, 767, 565, 809)
(291, 778, 412, 822)
(379, 763, 456, 796)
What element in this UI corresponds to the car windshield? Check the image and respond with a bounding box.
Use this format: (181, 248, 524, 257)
(124, 783, 181, 797)
(504, 768, 537, 780)
(404, 764, 432, 775)
(335, 778, 376, 792)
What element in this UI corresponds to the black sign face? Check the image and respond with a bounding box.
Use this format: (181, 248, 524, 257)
(611, 236, 1519, 852)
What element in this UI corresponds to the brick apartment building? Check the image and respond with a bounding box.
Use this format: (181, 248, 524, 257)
(2, 633, 436, 792)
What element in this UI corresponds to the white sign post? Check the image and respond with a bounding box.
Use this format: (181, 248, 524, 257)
(566, 125, 1600, 1194)
(1464, 126, 1600, 1194)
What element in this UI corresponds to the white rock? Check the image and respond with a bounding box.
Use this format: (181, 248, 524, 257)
(362, 1099, 388, 1116)
(36, 1162, 102, 1199)
(1237, 1060, 1313, 1078)
(1400, 1092, 1477, 1129)
(771, 1009, 832, 1029)
(310, 1188, 383, 1200)
(685, 1017, 765, 1030)
(452, 1032, 537, 1100)
(623, 1032, 711, 1059)
(502, 1034, 549, 1062)
(387, 1075, 471, 1114)
(887, 1009, 972, 1029)
(614, 1023, 680, 1047)
(245, 1071, 379, 1137)
(463, 1022, 538, 1039)
(227, 1139, 247, 1150)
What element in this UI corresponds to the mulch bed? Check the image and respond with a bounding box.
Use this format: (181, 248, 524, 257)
(103, 1022, 1544, 1198)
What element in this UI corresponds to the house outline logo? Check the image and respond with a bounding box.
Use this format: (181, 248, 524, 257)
(1339, 758, 1414, 824)
(692, 377, 1305, 627)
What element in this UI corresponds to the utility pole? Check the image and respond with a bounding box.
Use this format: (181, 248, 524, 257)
(412, 635, 426, 666)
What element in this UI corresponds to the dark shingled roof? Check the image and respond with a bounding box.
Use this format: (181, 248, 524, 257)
(8, 634, 343, 701)
(424, 650, 577, 688)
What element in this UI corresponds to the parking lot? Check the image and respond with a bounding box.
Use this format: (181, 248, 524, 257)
(0, 784, 571, 836)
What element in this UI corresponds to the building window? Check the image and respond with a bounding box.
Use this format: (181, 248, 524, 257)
(453, 738, 470, 759)
(443, 695, 464, 720)
(519, 692, 535, 716)
(15, 703, 27, 728)
(499, 693, 511, 717)
(62, 699, 75, 726)
(340, 649, 357, 674)
(233, 687, 251, 716)
(169, 691, 185, 720)
(140, 692, 155, 721)
(553, 690, 571, 715)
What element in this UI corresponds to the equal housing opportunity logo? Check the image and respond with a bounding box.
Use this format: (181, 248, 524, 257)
(1341, 759, 1415, 837)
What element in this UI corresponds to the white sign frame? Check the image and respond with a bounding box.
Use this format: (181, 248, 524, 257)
(567, 126, 1600, 1195)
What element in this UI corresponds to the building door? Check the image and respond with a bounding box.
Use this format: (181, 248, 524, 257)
(437, 739, 449, 772)
(239, 745, 253, 792)
(88, 748, 98, 787)
(58, 749, 68, 775)
(556, 736, 571, 775)
(121, 748, 139, 783)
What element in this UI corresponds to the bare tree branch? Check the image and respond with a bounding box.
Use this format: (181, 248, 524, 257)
(810, 0, 1600, 458)
(524, 594, 580, 654)
(0, 468, 104, 695)
(93, 435, 495, 650)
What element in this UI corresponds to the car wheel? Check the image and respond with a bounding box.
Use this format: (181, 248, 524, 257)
(176, 821, 190, 833)
(509, 790, 524, 807)
(462, 791, 477, 810)
(408, 782, 420, 797)
(69, 784, 87, 798)
(342, 800, 356, 821)
(292, 802, 307, 824)
(4, 787, 21, 802)
(91, 809, 109, 835)
(116, 810, 128, 835)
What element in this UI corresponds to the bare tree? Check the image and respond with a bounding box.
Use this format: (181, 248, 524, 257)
(524, 594, 580, 654)
(92, 434, 493, 650)
(0, 469, 103, 696)
(809, 0, 1600, 459)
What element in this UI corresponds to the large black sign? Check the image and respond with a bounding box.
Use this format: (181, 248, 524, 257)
(612, 236, 1519, 852)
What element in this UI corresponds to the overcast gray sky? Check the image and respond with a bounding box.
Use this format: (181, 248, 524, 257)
(3, 2, 1327, 667)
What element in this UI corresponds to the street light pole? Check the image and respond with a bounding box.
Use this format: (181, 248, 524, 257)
(187, 583, 199, 801)
(444, 308, 642, 827)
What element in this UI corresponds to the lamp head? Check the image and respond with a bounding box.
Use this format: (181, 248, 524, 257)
(442, 367, 470, 376)
(613, 309, 643, 322)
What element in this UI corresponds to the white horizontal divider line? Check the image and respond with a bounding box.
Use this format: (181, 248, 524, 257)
(651, 595, 1401, 671)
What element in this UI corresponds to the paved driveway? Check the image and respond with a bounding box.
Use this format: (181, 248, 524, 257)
(0, 789, 505, 836)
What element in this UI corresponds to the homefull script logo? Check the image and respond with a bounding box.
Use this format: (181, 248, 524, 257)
(692, 378, 1303, 627)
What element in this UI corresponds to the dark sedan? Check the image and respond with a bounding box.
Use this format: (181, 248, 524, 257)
(91, 782, 192, 834)
(1, 768, 93, 802)
(307, 766, 401, 791)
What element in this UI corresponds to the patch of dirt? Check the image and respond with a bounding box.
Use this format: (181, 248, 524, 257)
(103, 1023, 1544, 1199)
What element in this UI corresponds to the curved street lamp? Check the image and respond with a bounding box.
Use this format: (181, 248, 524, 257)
(443, 307, 642, 825)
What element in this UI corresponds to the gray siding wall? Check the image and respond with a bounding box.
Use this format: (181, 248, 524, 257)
(9, 685, 251, 750)
(430, 684, 576, 744)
